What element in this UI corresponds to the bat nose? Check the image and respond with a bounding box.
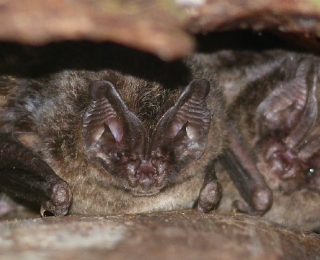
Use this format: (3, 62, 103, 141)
(136, 160, 157, 191)
(138, 174, 156, 191)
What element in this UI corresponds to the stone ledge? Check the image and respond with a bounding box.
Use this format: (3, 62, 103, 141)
(1, 210, 319, 260)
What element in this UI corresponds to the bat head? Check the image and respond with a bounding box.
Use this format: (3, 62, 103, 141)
(82, 79, 211, 196)
(256, 57, 320, 192)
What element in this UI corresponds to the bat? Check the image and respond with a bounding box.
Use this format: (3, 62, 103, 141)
(2, 41, 314, 229)
(0, 53, 227, 217)
(214, 50, 320, 230)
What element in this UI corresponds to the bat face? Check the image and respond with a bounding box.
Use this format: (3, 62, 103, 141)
(254, 56, 319, 192)
(0, 55, 226, 217)
(82, 79, 211, 196)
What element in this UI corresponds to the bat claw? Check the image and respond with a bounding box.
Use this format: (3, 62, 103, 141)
(232, 202, 266, 216)
(232, 200, 249, 214)
(40, 181, 72, 217)
(197, 180, 222, 213)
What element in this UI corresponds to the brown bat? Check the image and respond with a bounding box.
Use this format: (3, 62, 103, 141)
(214, 50, 320, 230)
(0, 53, 227, 217)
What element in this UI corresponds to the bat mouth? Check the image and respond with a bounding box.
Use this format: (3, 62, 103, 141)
(132, 190, 161, 197)
(130, 185, 163, 197)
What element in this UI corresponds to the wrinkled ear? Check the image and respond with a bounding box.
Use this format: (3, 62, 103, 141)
(151, 79, 211, 169)
(284, 60, 318, 150)
(82, 80, 147, 162)
(256, 58, 318, 144)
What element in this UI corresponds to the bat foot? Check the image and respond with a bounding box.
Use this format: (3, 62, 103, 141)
(232, 185, 273, 216)
(251, 185, 273, 215)
(40, 181, 72, 217)
(197, 180, 222, 213)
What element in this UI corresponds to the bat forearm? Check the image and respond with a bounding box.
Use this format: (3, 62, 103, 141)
(0, 133, 72, 216)
(219, 124, 273, 215)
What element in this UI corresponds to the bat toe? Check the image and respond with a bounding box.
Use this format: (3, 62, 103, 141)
(41, 181, 72, 217)
(197, 180, 222, 213)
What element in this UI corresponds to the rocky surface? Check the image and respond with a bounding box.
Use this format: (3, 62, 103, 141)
(0, 0, 320, 60)
(1, 210, 320, 260)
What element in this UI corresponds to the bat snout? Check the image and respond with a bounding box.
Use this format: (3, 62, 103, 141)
(137, 173, 156, 192)
(132, 160, 163, 195)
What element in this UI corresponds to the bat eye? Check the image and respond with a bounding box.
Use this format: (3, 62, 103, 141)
(150, 150, 169, 166)
(121, 156, 129, 163)
(112, 151, 128, 162)
(115, 151, 140, 165)
(151, 149, 162, 158)
(307, 168, 315, 177)
(131, 153, 138, 160)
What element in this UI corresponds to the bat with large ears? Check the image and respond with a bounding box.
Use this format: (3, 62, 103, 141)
(217, 50, 320, 219)
(0, 69, 223, 216)
(82, 79, 218, 204)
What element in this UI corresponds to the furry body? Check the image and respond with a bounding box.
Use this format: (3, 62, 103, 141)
(2, 45, 320, 231)
(0, 55, 226, 216)
(213, 50, 320, 230)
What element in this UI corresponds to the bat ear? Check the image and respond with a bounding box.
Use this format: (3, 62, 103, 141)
(151, 79, 211, 169)
(256, 58, 318, 145)
(82, 80, 147, 162)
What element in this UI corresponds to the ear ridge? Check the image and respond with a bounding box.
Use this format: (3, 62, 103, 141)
(82, 80, 147, 161)
(256, 58, 317, 141)
(285, 60, 318, 150)
(176, 81, 211, 143)
(151, 79, 211, 168)
(83, 92, 121, 144)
